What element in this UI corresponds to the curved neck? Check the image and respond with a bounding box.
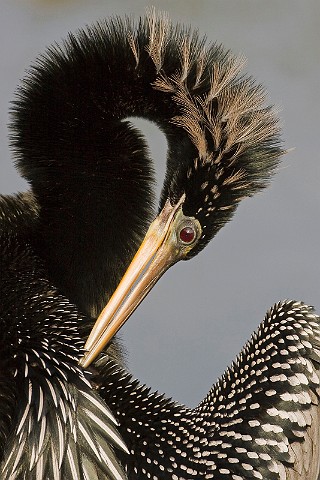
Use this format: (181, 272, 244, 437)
(12, 20, 195, 316)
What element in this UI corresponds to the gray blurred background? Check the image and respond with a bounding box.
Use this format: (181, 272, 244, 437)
(1, 0, 319, 407)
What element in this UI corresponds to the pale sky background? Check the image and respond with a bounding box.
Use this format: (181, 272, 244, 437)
(1, 0, 319, 407)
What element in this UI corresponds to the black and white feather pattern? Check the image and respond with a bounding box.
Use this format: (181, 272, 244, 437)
(0, 226, 127, 480)
(2, 10, 318, 480)
(97, 301, 320, 480)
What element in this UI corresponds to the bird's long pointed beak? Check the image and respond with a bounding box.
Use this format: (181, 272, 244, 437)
(79, 198, 184, 368)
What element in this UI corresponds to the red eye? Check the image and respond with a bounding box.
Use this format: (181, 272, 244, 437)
(179, 226, 196, 244)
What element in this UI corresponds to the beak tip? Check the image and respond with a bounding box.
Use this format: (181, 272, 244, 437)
(79, 354, 90, 369)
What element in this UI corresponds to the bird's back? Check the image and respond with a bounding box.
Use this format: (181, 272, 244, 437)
(97, 301, 320, 479)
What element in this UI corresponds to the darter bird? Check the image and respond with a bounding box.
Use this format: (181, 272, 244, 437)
(1, 11, 320, 480)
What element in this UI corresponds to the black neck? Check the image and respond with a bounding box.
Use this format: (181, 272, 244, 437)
(11, 21, 195, 316)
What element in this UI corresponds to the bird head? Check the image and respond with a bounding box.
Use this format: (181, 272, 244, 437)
(80, 14, 283, 367)
(8, 10, 282, 367)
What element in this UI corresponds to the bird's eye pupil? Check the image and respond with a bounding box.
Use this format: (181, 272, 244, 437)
(179, 226, 196, 244)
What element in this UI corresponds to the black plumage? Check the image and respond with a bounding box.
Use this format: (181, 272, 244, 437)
(96, 301, 320, 479)
(1, 11, 320, 480)
(0, 195, 127, 479)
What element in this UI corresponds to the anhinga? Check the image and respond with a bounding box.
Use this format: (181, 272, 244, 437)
(1, 11, 320, 480)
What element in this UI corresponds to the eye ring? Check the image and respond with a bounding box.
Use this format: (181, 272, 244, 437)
(179, 225, 196, 245)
